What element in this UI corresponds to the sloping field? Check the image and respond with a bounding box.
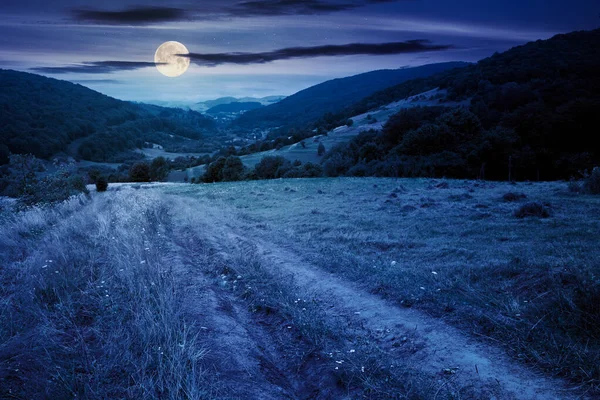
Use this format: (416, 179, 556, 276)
(236, 89, 467, 169)
(1, 178, 598, 399)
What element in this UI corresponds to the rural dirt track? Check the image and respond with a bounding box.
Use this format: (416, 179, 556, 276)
(176, 195, 579, 400)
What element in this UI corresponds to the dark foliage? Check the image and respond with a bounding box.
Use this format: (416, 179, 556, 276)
(149, 156, 169, 181)
(221, 156, 246, 181)
(95, 176, 108, 192)
(0, 69, 217, 163)
(0, 154, 89, 205)
(128, 162, 151, 182)
(319, 29, 600, 180)
(203, 156, 227, 183)
(255, 156, 291, 180)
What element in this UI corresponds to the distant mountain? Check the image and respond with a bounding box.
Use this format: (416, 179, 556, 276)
(0, 69, 217, 163)
(232, 62, 469, 130)
(206, 102, 263, 115)
(319, 29, 600, 181)
(196, 95, 285, 112)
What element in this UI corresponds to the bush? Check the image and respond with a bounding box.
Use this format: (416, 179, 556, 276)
(96, 176, 108, 192)
(514, 202, 551, 218)
(149, 156, 169, 181)
(255, 156, 290, 180)
(221, 156, 245, 181)
(583, 167, 600, 194)
(203, 156, 227, 183)
(128, 162, 151, 182)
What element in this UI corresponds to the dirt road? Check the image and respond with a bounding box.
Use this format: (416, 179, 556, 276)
(170, 192, 578, 399)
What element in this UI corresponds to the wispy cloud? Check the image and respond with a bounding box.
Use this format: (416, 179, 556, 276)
(71, 0, 401, 25)
(183, 40, 453, 66)
(72, 7, 190, 25)
(227, 0, 390, 16)
(31, 61, 161, 74)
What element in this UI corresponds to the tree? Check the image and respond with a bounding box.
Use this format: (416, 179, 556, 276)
(129, 162, 151, 182)
(203, 157, 227, 183)
(255, 156, 290, 179)
(150, 156, 169, 181)
(317, 143, 326, 156)
(221, 156, 245, 181)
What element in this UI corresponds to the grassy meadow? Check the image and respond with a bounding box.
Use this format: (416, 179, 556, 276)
(1, 177, 598, 399)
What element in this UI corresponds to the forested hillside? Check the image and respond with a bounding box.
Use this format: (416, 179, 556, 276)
(232, 62, 468, 131)
(0, 70, 217, 163)
(321, 29, 600, 180)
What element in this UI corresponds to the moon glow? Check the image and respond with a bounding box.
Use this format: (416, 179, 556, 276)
(154, 41, 190, 77)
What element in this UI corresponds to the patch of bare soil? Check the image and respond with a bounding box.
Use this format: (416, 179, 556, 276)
(173, 226, 347, 399)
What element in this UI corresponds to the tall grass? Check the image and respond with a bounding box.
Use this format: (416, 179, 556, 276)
(0, 190, 207, 399)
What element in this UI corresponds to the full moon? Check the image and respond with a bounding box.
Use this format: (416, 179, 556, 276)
(154, 41, 190, 77)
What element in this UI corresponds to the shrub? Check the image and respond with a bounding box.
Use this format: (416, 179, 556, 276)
(203, 156, 227, 183)
(149, 156, 169, 181)
(255, 156, 290, 180)
(514, 202, 551, 218)
(96, 176, 108, 192)
(128, 162, 151, 182)
(21, 171, 89, 205)
(221, 156, 245, 181)
(583, 167, 600, 194)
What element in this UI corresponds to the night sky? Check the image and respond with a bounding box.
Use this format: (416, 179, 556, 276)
(1, 0, 597, 103)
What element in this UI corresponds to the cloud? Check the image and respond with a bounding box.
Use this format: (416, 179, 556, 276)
(183, 40, 452, 66)
(32, 61, 161, 74)
(72, 0, 401, 24)
(72, 7, 189, 24)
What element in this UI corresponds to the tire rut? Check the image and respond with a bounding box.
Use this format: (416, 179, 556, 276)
(216, 228, 578, 400)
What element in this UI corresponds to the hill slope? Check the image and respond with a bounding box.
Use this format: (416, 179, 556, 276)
(0, 69, 217, 163)
(320, 29, 600, 180)
(232, 62, 468, 130)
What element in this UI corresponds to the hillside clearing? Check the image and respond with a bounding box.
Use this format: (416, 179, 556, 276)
(1, 178, 598, 398)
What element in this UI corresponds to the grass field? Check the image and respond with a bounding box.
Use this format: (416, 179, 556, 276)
(1, 178, 598, 399)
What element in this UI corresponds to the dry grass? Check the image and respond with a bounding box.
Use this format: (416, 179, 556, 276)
(170, 177, 600, 395)
(0, 190, 207, 399)
(2, 177, 599, 398)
